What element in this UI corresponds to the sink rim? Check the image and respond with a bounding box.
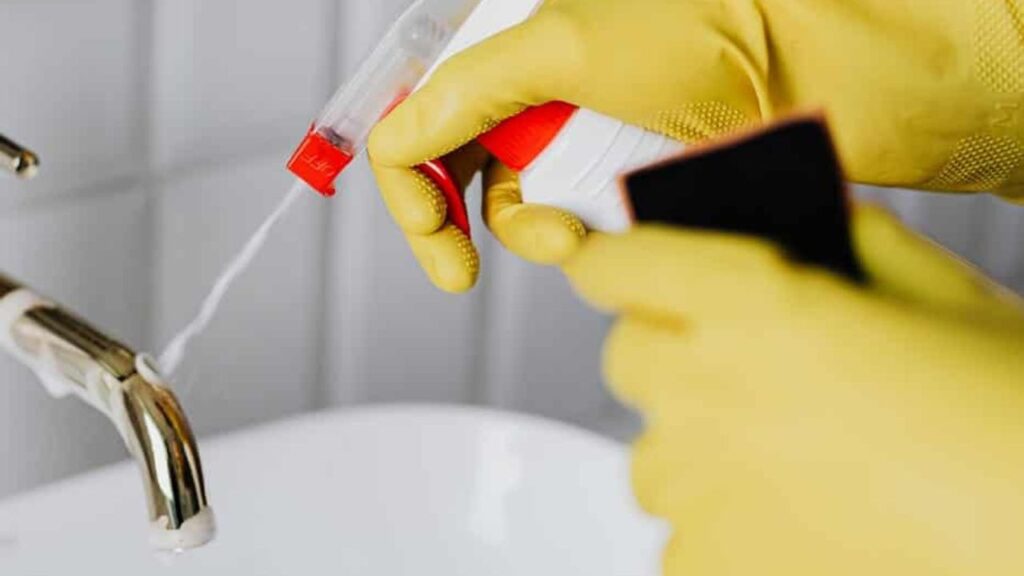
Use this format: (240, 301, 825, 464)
(1, 403, 632, 506)
(1, 403, 666, 575)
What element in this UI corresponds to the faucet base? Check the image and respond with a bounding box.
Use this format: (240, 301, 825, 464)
(150, 507, 217, 552)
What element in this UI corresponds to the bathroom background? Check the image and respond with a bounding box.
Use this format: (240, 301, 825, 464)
(1, 0, 1021, 498)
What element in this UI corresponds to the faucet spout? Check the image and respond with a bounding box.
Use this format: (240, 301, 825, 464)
(0, 133, 40, 179)
(0, 274, 215, 550)
(119, 357, 215, 550)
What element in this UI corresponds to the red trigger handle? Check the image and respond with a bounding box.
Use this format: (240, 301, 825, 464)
(478, 101, 579, 170)
(414, 101, 579, 239)
(416, 160, 470, 237)
(383, 92, 471, 238)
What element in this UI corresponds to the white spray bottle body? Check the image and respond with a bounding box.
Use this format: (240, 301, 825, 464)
(422, 0, 685, 232)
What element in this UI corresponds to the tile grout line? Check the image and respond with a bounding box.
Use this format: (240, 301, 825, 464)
(310, 0, 345, 411)
(135, 0, 159, 353)
(0, 139, 289, 218)
(467, 216, 497, 407)
(327, 0, 383, 407)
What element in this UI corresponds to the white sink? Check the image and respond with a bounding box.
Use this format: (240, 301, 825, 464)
(0, 405, 667, 574)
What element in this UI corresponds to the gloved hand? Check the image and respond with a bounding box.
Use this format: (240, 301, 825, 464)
(368, 0, 1024, 292)
(564, 205, 1024, 575)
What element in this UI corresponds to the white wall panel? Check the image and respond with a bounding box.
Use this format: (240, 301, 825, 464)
(0, 0, 141, 206)
(335, 0, 413, 77)
(976, 197, 1024, 290)
(324, 0, 485, 405)
(480, 251, 615, 429)
(855, 186, 1024, 294)
(151, 151, 323, 436)
(0, 189, 150, 496)
(324, 154, 485, 405)
(152, 0, 333, 169)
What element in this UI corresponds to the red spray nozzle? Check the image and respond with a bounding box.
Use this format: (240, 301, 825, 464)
(287, 127, 354, 198)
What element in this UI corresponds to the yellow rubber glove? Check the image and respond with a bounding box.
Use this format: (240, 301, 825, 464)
(564, 205, 1024, 575)
(368, 0, 1024, 292)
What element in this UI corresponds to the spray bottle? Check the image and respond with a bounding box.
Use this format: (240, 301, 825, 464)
(288, 0, 683, 234)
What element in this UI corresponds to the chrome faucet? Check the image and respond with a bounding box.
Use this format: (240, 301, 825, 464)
(0, 136, 214, 551)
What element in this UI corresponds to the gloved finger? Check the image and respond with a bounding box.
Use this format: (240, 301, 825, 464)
(602, 315, 695, 409)
(483, 160, 587, 265)
(603, 318, 712, 519)
(374, 143, 486, 291)
(371, 142, 489, 237)
(368, 14, 575, 169)
(603, 316, 758, 416)
(564, 226, 805, 321)
(371, 162, 450, 235)
(405, 223, 480, 294)
(607, 319, 770, 519)
(853, 204, 1024, 317)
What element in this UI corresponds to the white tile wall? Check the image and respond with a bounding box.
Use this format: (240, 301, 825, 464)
(1, 0, 1022, 501)
(322, 0, 616, 430)
(976, 198, 1024, 288)
(855, 186, 1024, 288)
(324, 160, 486, 405)
(479, 252, 615, 427)
(151, 0, 334, 169)
(323, 0, 486, 405)
(151, 151, 324, 435)
(0, 0, 142, 207)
